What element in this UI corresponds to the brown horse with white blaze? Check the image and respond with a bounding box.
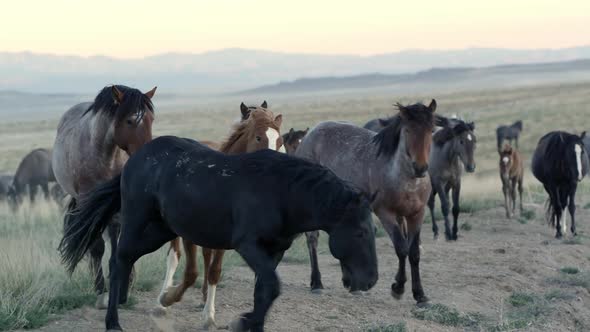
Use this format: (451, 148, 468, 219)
(53, 85, 156, 309)
(499, 144, 524, 218)
(157, 105, 284, 328)
(296, 100, 439, 304)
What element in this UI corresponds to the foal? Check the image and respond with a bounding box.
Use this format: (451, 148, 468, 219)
(158, 107, 284, 328)
(427, 119, 476, 240)
(499, 144, 524, 218)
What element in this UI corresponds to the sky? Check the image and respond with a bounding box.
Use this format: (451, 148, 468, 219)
(1, 0, 589, 58)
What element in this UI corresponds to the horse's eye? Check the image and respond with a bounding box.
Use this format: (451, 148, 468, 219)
(255, 136, 262, 142)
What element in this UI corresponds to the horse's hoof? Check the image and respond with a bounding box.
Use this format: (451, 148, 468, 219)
(158, 288, 176, 307)
(452, 235, 458, 241)
(416, 298, 431, 308)
(96, 293, 109, 310)
(106, 329, 123, 332)
(391, 283, 404, 300)
(229, 317, 247, 332)
(433, 234, 438, 240)
(310, 288, 323, 294)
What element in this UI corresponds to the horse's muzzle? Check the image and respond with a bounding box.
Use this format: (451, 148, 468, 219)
(413, 162, 429, 178)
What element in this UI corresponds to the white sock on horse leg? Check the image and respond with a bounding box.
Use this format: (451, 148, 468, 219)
(203, 284, 217, 326)
(157, 249, 179, 306)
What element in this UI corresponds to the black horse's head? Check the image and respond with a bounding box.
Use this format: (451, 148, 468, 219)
(328, 194, 378, 292)
(6, 185, 21, 212)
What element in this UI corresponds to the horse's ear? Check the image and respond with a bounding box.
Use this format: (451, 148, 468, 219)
(467, 122, 475, 131)
(378, 118, 390, 127)
(144, 86, 157, 99)
(261, 100, 268, 109)
(428, 99, 437, 113)
(581, 131, 587, 139)
(304, 127, 310, 134)
(112, 86, 124, 104)
(289, 128, 295, 134)
(274, 114, 283, 127)
(240, 102, 249, 118)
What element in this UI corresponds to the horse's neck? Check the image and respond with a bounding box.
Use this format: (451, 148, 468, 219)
(222, 134, 248, 154)
(89, 113, 125, 166)
(384, 133, 415, 181)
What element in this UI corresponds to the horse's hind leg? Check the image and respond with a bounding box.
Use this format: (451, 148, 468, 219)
(427, 190, 438, 239)
(156, 238, 181, 310)
(451, 182, 461, 241)
(89, 237, 108, 309)
(202, 247, 212, 304)
(518, 177, 524, 216)
(41, 182, 50, 201)
(203, 249, 225, 329)
(305, 231, 324, 292)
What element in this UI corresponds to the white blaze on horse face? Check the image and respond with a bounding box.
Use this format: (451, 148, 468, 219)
(157, 248, 179, 307)
(203, 284, 217, 327)
(575, 144, 583, 180)
(502, 156, 509, 165)
(265, 128, 284, 152)
(467, 134, 473, 141)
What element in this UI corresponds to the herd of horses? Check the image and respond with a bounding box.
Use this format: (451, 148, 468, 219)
(2, 85, 589, 331)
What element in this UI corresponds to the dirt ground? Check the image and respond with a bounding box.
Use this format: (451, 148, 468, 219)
(22, 203, 590, 332)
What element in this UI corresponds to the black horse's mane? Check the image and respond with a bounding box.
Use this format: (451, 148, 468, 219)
(372, 102, 435, 157)
(85, 85, 154, 123)
(541, 131, 580, 167)
(433, 120, 474, 147)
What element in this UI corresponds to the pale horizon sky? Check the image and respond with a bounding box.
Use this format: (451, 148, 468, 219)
(1, 0, 589, 59)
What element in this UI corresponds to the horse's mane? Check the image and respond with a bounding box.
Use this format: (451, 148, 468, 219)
(511, 120, 523, 131)
(219, 109, 279, 153)
(433, 120, 474, 147)
(541, 131, 579, 163)
(84, 85, 154, 123)
(372, 102, 435, 157)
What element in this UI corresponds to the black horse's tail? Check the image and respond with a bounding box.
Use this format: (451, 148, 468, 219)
(58, 175, 122, 274)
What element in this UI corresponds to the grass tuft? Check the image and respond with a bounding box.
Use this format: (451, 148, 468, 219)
(365, 322, 407, 332)
(520, 209, 535, 220)
(560, 267, 580, 275)
(411, 303, 486, 328)
(492, 292, 551, 331)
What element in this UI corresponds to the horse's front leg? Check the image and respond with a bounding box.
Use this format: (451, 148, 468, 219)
(501, 177, 511, 218)
(305, 231, 324, 292)
(203, 249, 225, 329)
(435, 182, 452, 241)
(231, 244, 283, 332)
(376, 209, 407, 299)
(518, 177, 524, 216)
(427, 190, 438, 239)
(567, 184, 577, 236)
(406, 211, 428, 304)
(451, 182, 461, 240)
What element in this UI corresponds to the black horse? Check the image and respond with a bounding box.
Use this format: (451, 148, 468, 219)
(532, 131, 589, 238)
(363, 116, 395, 132)
(59, 136, 378, 332)
(7, 148, 56, 209)
(496, 120, 523, 151)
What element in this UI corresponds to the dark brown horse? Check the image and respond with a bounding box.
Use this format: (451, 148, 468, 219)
(7, 148, 56, 209)
(158, 107, 284, 328)
(499, 144, 524, 219)
(296, 100, 438, 304)
(282, 127, 309, 154)
(52, 85, 156, 309)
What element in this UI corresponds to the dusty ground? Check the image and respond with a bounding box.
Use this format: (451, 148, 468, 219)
(20, 202, 590, 332)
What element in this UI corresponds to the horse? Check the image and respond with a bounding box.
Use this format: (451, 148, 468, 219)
(296, 100, 438, 304)
(363, 116, 395, 132)
(282, 127, 309, 154)
(496, 120, 523, 151)
(52, 84, 156, 309)
(531, 131, 589, 238)
(583, 135, 590, 158)
(499, 144, 524, 219)
(58, 136, 378, 332)
(240, 100, 268, 120)
(157, 108, 284, 329)
(0, 174, 12, 201)
(6, 148, 56, 209)
(427, 119, 476, 240)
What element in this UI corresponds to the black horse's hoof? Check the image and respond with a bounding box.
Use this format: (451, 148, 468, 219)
(415, 298, 431, 308)
(433, 233, 439, 240)
(310, 288, 323, 294)
(391, 283, 404, 299)
(229, 317, 247, 332)
(451, 234, 458, 241)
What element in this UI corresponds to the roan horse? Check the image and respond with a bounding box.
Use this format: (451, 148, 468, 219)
(532, 131, 589, 238)
(157, 107, 284, 329)
(496, 120, 523, 151)
(52, 85, 156, 308)
(427, 119, 476, 241)
(282, 127, 309, 154)
(499, 144, 524, 219)
(59, 136, 378, 332)
(7, 148, 56, 208)
(296, 100, 438, 304)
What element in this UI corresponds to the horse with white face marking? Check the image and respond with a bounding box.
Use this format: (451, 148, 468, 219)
(53, 85, 156, 309)
(532, 131, 589, 238)
(427, 118, 476, 241)
(157, 107, 284, 329)
(499, 144, 524, 219)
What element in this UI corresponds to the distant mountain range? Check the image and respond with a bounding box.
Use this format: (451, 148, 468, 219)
(237, 58, 590, 95)
(2, 46, 590, 94)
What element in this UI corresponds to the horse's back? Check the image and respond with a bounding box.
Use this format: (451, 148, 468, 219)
(297, 121, 374, 158)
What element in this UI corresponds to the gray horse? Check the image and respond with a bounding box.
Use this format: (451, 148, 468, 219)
(427, 119, 476, 241)
(7, 148, 56, 208)
(296, 100, 439, 304)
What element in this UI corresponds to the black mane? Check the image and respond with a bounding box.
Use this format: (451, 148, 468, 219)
(372, 102, 435, 157)
(85, 85, 154, 123)
(541, 131, 581, 169)
(433, 120, 474, 147)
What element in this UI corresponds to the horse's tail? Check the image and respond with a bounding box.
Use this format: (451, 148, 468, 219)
(58, 175, 122, 275)
(544, 194, 559, 228)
